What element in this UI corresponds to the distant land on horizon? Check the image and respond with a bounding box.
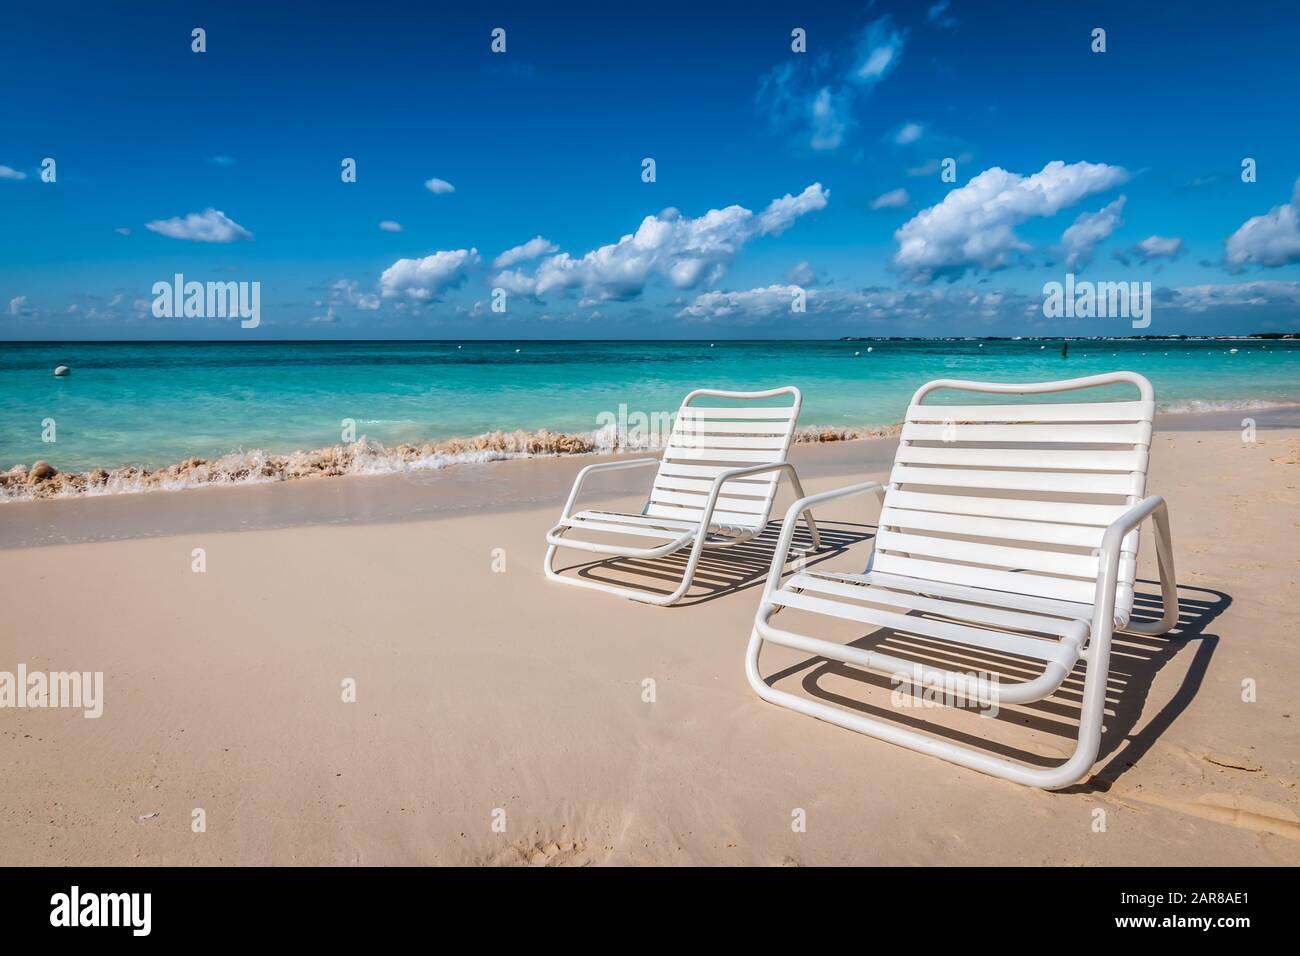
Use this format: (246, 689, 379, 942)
(2, 331, 1299, 345)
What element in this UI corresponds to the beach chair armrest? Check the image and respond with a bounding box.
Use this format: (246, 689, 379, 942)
(703, 461, 824, 549)
(1094, 495, 1178, 638)
(761, 480, 886, 599)
(558, 457, 660, 519)
(708, 460, 801, 484)
(684, 461, 802, 543)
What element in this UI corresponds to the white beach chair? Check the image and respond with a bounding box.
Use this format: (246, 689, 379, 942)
(545, 387, 820, 605)
(746, 372, 1178, 788)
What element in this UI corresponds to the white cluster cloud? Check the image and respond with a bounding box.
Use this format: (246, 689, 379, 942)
(329, 279, 380, 310)
(1060, 196, 1126, 268)
(807, 88, 847, 151)
(677, 284, 1026, 325)
(871, 187, 910, 210)
(378, 221, 403, 232)
(1166, 279, 1300, 311)
(1133, 234, 1183, 260)
(493, 236, 560, 269)
(379, 248, 479, 300)
(8, 295, 30, 316)
(1111, 233, 1185, 266)
(677, 278, 1300, 333)
(757, 183, 830, 232)
(144, 208, 252, 243)
(678, 285, 810, 320)
(894, 122, 924, 145)
(1225, 177, 1300, 269)
(0, 165, 26, 180)
(927, 1, 958, 28)
(489, 184, 828, 302)
(424, 177, 455, 195)
(850, 19, 905, 86)
(758, 17, 906, 152)
(893, 160, 1129, 281)
(785, 260, 818, 285)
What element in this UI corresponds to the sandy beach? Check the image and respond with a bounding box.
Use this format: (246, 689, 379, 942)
(1, 411, 1297, 866)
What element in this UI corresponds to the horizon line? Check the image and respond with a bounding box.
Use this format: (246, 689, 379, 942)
(3, 333, 1298, 346)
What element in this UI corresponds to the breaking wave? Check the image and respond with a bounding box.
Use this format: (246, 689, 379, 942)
(1156, 398, 1290, 414)
(0, 422, 901, 502)
(5, 399, 1293, 502)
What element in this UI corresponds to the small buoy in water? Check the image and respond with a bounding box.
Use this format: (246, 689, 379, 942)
(978, 343, 983, 348)
(515, 348, 521, 353)
(1230, 348, 1239, 354)
(457, 345, 462, 349)
(1040, 345, 1045, 349)
(53, 365, 69, 376)
(709, 343, 714, 348)
(854, 351, 860, 357)
(866, 346, 874, 353)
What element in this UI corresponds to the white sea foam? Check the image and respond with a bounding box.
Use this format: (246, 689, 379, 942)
(1156, 398, 1289, 414)
(0, 402, 1293, 502)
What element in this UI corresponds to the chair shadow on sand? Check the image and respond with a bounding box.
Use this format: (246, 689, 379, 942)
(769, 574, 1225, 793)
(562, 518, 871, 607)
(559, 514, 1226, 791)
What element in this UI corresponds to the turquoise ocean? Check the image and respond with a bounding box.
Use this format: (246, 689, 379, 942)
(2, 339, 1298, 478)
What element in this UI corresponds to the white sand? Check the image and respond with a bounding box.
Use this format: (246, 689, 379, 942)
(0, 427, 1297, 865)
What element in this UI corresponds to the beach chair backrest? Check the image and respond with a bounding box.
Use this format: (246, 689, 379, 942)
(645, 387, 803, 531)
(875, 372, 1157, 621)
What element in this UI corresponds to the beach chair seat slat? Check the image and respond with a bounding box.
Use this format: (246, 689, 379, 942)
(788, 572, 1088, 640)
(770, 587, 1082, 666)
(890, 465, 1142, 496)
(879, 506, 1108, 548)
(901, 421, 1150, 444)
(903, 400, 1152, 423)
(882, 489, 1130, 528)
(894, 445, 1144, 471)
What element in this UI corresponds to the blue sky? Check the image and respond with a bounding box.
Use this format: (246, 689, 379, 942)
(2, 0, 1299, 339)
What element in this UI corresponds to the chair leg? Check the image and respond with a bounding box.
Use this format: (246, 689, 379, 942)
(745, 623, 1113, 790)
(785, 467, 822, 550)
(1125, 504, 1179, 637)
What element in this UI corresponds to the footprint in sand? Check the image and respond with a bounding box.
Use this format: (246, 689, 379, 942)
(494, 836, 591, 867)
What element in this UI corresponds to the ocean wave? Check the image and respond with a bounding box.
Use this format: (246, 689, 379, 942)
(0, 422, 900, 502)
(4, 399, 1293, 502)
(1156, 398, 1290, 414)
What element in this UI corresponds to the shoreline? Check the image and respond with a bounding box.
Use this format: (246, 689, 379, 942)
(3, 404, 1298, 551)
(3, 399, 1297, 505)
(0, 422, 899, 503)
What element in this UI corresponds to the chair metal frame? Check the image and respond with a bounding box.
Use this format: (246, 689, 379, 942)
(545, 387, 820, 606)
(745, 372, 1178, 788)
